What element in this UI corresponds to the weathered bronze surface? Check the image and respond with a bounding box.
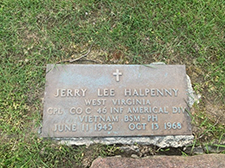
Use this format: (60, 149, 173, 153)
(42, 64, 192, 137)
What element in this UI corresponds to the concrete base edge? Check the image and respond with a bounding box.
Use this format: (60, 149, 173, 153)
(54, 135, 194, 148)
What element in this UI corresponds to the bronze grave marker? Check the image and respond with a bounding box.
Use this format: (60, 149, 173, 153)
(42, 64, 192, 137)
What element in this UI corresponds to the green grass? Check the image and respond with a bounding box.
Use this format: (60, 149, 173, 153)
(1, 0, 225, 167)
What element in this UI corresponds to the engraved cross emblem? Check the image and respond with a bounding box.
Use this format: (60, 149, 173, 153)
(113, 69, 122, 82)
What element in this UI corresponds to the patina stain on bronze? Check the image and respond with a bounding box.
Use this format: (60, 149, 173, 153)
(42, 64, 192, 137)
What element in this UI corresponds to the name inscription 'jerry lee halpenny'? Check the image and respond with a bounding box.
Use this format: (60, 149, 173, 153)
(42, 65, 192, 137)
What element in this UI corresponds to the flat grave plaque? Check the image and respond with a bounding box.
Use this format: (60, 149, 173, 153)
(42, 64, 192, 137)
